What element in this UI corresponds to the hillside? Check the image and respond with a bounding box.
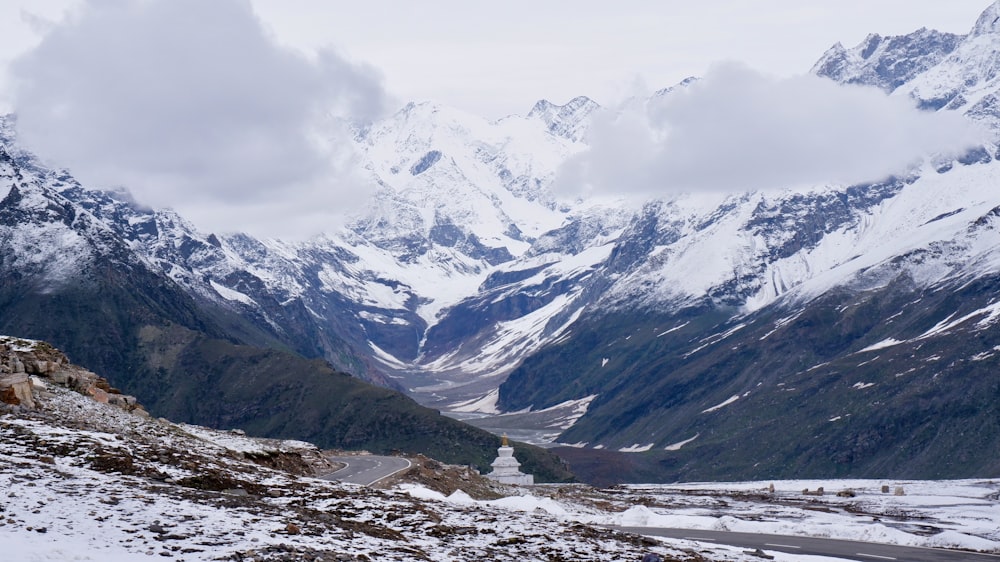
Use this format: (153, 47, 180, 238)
(0, 336, 685, 561)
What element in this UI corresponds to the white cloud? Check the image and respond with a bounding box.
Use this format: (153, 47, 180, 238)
(556, 62, 986, 197)
(9, 0, 387, 238)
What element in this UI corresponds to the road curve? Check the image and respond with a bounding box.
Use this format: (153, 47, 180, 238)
(319, 455, 412, 486)
(615, 527, 1000, 562)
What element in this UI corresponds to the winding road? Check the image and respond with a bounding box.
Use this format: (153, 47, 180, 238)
(320, 455, 412, 486)
(616, 527, 1000, 562)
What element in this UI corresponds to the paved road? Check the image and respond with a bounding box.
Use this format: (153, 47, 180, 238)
(320, 455, 411, 486)
(616, 527, 1000, 561)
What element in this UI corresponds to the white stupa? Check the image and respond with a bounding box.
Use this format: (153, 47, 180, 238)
(486, 434, 534, 485)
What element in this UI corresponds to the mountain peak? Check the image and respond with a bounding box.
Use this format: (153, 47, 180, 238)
(971, 0, 1000, 36)
(528, 99, 556, 115)
(528, 96, 597, 118)
(654, 76, 699, 98)
(527, 96, 599, 142)
(812, 26, 964, 92)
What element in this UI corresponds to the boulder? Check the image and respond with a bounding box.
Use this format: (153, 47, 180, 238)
(0, 373, 35, 409)
(108, 393, 136, 409)
(89, 387, 110, 404)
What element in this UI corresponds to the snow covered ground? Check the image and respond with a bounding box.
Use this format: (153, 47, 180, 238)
(0, 382, 698, 561)
(611, 480, 1000, 552)
(408, 479, 1000, 556)
(2, 379, 997, 561)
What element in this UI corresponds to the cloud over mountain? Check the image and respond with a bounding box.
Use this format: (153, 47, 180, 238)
(9, 0, 387, 237)
(557, 62, 984, 197)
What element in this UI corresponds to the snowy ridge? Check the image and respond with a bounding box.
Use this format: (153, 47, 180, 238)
(0, 152, 156, 292)
(356, 100, 579, 250)
(812, 29, 964, 92)
(421, 244, 613, 375)
(526, 96, 601, 142)
(755, 162, 1000, 310)
(814, 1, 1000, 130)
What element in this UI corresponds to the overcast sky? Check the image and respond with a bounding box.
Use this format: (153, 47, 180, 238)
(0, 1, 991, 118)
(251, 0, 993, 118)
(0, 1, 993, 237)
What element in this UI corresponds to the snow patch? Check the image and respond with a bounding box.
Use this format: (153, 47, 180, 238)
(656, 321, 690, 338)
(619, 443, 654, 453)
(449, 388, 501, 414)
(859, 338, 904, 353)
(701, 394, 740, 414)
(664, 433, 700, 451)
(536, 394, 598, 431)
(367, 341, 409, 368)
(209, 280, 256, 306)
(0, 335, 43, 352)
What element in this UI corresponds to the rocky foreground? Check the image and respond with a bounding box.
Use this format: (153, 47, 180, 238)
(0, 336, 715, 561)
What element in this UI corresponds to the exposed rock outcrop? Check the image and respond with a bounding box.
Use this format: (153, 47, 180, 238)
(0, 335, 146, 414)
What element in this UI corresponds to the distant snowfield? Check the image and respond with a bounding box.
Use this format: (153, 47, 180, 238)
(609, 480, 1000, 552)
(407, 478, 1000, 556)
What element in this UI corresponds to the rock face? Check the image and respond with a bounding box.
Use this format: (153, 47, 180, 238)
(0, 335, 145, 414)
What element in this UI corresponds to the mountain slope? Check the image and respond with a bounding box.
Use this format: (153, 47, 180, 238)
(505, 266, 1000, 481)
(492, 2, 1000, 481)
(0, 147, 572, 480)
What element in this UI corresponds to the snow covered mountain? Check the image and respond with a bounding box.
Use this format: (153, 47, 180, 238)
(496, 1, 1000, 480)
(5, 2, 1000, 482)
(3, 93, 618, 396)
(814, 1, 1000, 129)
(0, 140, 573, 475)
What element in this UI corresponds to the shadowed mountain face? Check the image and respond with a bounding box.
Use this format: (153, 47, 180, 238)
(502, 271, 1000, 483)
(6, 4, 1000, 484)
